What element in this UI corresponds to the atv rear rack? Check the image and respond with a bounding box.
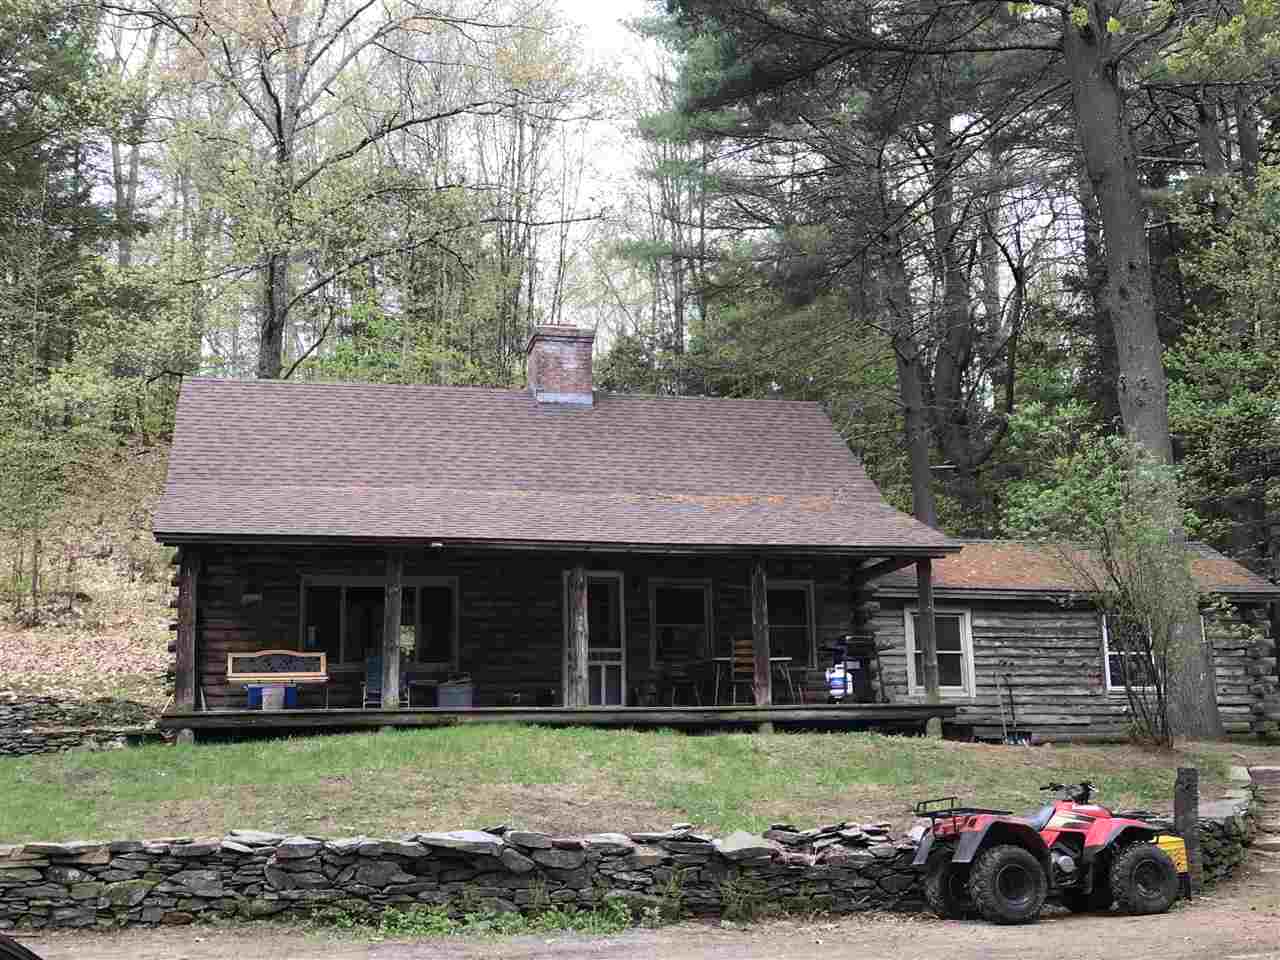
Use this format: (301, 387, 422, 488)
(913, 796, 1012, 820)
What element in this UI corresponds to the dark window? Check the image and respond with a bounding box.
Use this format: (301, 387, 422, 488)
(1106, 616, 1157, 689)
(345, 587, 384, 663)
(304, 586, 340, 660)
(653, 584, 709, 661)
(768, 587, 810, 663)
(418, 585, 454, 663)
(911, 613, 966, 691)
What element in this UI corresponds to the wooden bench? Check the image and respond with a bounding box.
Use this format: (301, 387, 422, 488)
(226, 650, 330, 708)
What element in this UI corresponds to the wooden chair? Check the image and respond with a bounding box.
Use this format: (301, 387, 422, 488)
(730, 637, 756, 704)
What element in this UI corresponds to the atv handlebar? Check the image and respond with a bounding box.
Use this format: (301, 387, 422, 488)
(1040, 780, 1096, 802)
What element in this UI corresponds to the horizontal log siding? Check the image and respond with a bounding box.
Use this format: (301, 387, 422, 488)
(1205, 608, 1264, 735)
(193, 549, 852, 711)
(873, 599, 1128, 740)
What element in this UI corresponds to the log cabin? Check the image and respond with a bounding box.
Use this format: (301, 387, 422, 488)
(153, 326, 964, 737)
(874, 541, 1280, 741)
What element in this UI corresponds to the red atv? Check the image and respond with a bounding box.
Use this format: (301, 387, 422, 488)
(912, 780, 1186, 924)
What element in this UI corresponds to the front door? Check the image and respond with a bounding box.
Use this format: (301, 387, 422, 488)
(564, 571, 626, 706)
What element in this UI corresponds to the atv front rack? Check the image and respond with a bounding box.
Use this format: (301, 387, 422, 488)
(913, 796, 1012, 820)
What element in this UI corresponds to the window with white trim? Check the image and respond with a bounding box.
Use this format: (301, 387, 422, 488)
(649, 579, 713, 666)
(300, 577, 459, 669)
(1101, 614, 1160, 692)
(904, 609, 975, 696)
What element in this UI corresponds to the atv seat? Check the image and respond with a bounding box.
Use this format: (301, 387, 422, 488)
(1021, 804, 1056, 830)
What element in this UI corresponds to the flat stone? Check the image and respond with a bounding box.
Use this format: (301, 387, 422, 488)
(660, 840, 713, 854)
(533, 848, 586, 870)
(764, 830, 807, 846)
(671, 823, 693, 830)
(868, 844, 897, 859)
(618, 846, 670, 869)
(416, 831, 503, 856)
(220, 840, 256, 855)
(69, 882, 104, 900)
(50, 906, 95, 927)
(160, 870, 223, 898)
(325, 837, 366, 855)
(162, 911, 195, 925)
(500, 848, 535, 874)
(14, 884, 69, 899)
(627, 832, 676, 844)
(505, 831, 553, 850)
(228, 830, 284, 846)
(247, 898, 287, 917)
(1254, 837, 1280, 852)
(714, 831, 781, 862)
(551, 837, 586, 850)
(582, 833, 636, 856)
(107, 841, 145, 854)
(102, 879, 154, 908)
(0, 869, 41, 883)
(23, 842, 102, 857)
(380, 841, 428, 859)
(353, 861, 415, 887)
(170, 841, 220, 858)
(276, 837, 324, 859)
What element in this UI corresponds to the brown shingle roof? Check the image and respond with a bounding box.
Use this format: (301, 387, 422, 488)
(153, 378, 958, 553)
(877, 540, 1278, 598)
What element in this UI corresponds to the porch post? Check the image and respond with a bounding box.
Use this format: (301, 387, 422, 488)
(567, 565, 590, 706)
(382, 549, 404, 710)
(751, 558, 772, 717)
(173, 549, 199, 737)
(917, 557, 942, 737)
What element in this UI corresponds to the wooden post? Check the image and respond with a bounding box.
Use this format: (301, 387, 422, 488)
(751, 559, 773, 732)
(381, 549, 404, 710)
(917, 558, 941, 737)
(174, 550, 198, 713)
(1175, 766, 1202, 894)
(567, 565, 590, 707)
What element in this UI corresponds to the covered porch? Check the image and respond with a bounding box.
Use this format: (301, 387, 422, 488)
(167, 542, 956, 730)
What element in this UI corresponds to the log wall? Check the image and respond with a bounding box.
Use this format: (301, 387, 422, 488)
(189, 548, 854, 711)
(872, 596, 1275, 741)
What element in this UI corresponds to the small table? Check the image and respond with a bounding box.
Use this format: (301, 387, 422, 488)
(711, 656, 797, 703)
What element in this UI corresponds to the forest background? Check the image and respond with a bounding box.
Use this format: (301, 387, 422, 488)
(2, 0, 1279, 734)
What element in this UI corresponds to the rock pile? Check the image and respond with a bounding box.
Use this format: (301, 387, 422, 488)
(0, 694, 153, 756)
(0, 822, 925, 930)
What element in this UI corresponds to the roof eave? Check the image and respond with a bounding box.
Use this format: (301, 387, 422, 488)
(152, 530, 964, 558)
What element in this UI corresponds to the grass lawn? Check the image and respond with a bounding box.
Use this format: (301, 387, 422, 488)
(0, 726, 1271, 844)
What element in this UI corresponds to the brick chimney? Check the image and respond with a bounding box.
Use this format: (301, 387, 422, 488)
(526, 325, 596, 406)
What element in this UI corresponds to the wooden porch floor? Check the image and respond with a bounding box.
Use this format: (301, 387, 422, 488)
(159, 703, 957, 734)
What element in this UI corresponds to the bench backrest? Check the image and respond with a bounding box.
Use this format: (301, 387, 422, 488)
(226, 649, 328, 683)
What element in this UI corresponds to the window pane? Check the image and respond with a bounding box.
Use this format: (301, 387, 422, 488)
(768, 589, 808, 626)
(305, 587, 341, 659)
(939, 652, 964, 688)
(657, 625, 705, 661)
(770, 626, 809, 662)
(935, 615, 962, 653)
(911, 614, 963, 654)
(913, 651, 923, 687)
(656, 586, 706, 625)
(418, 586, 453, 663)
(346, 587, 383, 663)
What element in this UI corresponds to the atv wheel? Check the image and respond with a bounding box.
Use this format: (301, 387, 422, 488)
(924, 849, 975, 919)
(0, 932, 44, 960)
(969, 844, 1047, 925)
(1109, 842, 1178, 915)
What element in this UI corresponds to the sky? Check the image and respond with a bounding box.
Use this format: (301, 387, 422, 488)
(558, 0, 654, 63)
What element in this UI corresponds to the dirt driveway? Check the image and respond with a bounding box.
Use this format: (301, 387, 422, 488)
(15, 860, 1280, 960)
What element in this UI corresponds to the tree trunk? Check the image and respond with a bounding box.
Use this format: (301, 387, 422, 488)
(1077, 165, 1122, 427)
(917, 558, 940, 704)
(381, 549, 403, 709)
(1235, 89, 1259, 193)
(750, 558, 772, 708)
(884, 239, 938, 528)
(1063, 8, 1171, 462)
(566, 565, 590, 707)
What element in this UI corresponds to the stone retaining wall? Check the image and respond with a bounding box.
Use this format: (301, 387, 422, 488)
(0, 777, 1261, 931)
(0, 822, 924, 930)
(0, 695, 154, 757)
